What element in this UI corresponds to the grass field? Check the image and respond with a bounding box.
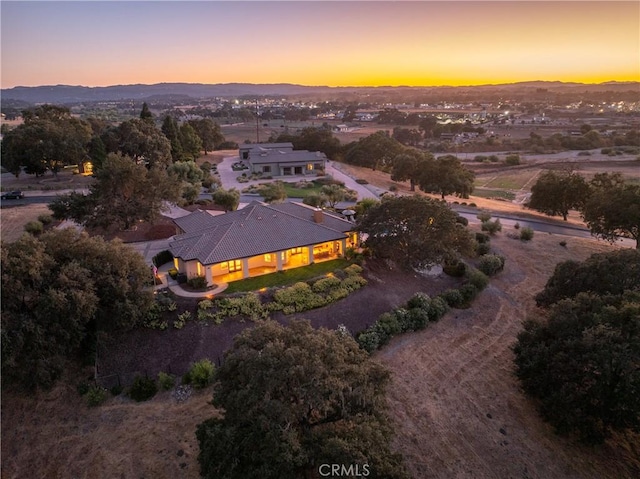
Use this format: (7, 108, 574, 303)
(470, 188, 516, 200)
(281, 181, 324, 198)
(476, 169, 541, 190)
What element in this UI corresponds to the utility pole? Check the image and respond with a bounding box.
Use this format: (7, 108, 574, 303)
(255, 99, 260, 143)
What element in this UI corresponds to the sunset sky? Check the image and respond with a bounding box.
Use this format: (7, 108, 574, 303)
(1, 1, 639, 89)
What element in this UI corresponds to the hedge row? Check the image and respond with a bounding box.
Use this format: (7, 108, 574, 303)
(357, 264, 500, 353)
(197, 267, 367, 323)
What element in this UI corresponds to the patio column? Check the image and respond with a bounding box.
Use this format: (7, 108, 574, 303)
(340, 238, 347, 256)
(242, 258, 250, 279)
(276, 251, 283, 271)
(205, 266, 213, 286)
(308, 245, 314, 264)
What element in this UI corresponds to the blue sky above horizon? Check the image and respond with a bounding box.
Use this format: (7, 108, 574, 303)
(1, 1, 639, 89)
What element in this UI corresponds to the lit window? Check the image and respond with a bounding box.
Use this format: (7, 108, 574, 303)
(307, 163, 313, 170)
(264, 254, 272, 262)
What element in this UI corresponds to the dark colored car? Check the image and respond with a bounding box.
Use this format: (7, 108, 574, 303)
(1, 190, 24, 199)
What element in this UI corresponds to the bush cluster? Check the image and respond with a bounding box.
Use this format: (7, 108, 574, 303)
(520, 227, 534, 241)
(196, 268, 368, 324)
(187, 276, 208, 290)
(85, 385, 108, 407)
(183, 359, 215, 389)
(477, 254, 506, 277)
(158, 371, 176, 391)
(174, 310, 192, 329)
(129, 375, 158, 402)
(443, 260, 466, 277)
(24, 220, 44, 236)
(357, 293, 449, 353)
(481, 219, 502, 236)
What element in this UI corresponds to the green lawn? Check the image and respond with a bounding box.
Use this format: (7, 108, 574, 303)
(281, 181, 324, 198)
(223, 259, 351, 294)
(471, 188, 516, 200)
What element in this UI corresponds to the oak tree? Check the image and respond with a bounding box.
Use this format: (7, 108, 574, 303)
(582, 173, 640, 248)
(357, 195, 475, 269)
(196, 320, 408, 479)
(528, 170, 590, 221)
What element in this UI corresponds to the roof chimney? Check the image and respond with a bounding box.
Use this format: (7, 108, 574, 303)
(313, 208, 324, 224)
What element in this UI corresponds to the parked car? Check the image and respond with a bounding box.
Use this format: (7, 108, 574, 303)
(1, 190, 24, 199)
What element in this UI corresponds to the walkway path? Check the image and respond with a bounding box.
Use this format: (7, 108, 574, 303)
(153, 262, 228, 298)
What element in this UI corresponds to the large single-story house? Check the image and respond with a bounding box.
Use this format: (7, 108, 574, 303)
(169, 201, 358, 285)
(239, 142, 293, 160)
(239, 143, 327, 176)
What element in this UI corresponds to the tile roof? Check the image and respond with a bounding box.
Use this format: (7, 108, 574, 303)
(169, 201, 353, 265)
(248, 150, 327, 165)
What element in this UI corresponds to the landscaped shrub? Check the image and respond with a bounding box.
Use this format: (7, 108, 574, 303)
(273, 282, 327, 314)
(459, 283, 479, 303)
(187, 276, 208, 290)
(474, 155, 488, 162)
(477, 210, 492, 222)
(428, 296, 449, 321)
(440, 288, 465, 308)
(408, 307, 430, 330)
(129, 375, 158, 402)
(184, 359, 215, 389)
(344, 263, 363, 276)
(477, 254, 506, 277)
(214, 293, 268, 322)
(174, 310, 192, 329)
(481, 219, 502, 236)
(475, 232, 490, 244)
(468, 202, 477, 207)
(312, 276, 342, 293)
(488, 155, 499, 163)
(374, 312, 402, 345)
(329, 287, 350, 301)
(355, 179, 369, 184)
(168, 267, 178, 279)
(407, 292, 431, 311)
(389, 184, 398, 192)
(505, 154, 520, 165)
(356, 330, 381, 353)
(85, 385, 108, 407)
(152, 250, 174, 267)
(476, 242, 491, 256)
(466, 267, 490, 290)
(520, 227, 534, 241)
(37, 214, 54, 225)
(158, 372, 176, 391)
(24, 220, 44, 236)
(110, 384, 123, 396)
(443, 260, 466, 277)
(341, 275, 367, 292)
(514, 222, 520, 230)
(559, 240, 567, 247)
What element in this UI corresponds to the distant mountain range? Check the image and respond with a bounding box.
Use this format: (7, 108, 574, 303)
(1, 81, 638, 104)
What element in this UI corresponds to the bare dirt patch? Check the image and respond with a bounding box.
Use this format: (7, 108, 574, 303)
(379, 232, 640, 478)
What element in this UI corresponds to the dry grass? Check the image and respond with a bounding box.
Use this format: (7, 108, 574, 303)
(378, 232, 639, 478)
(1, 376, 218, 479)
(0, 203, 53, 242)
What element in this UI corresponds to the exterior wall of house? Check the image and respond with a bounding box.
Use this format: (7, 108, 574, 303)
(249, 160, 326, 176)
(180, 236, 349, 285)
